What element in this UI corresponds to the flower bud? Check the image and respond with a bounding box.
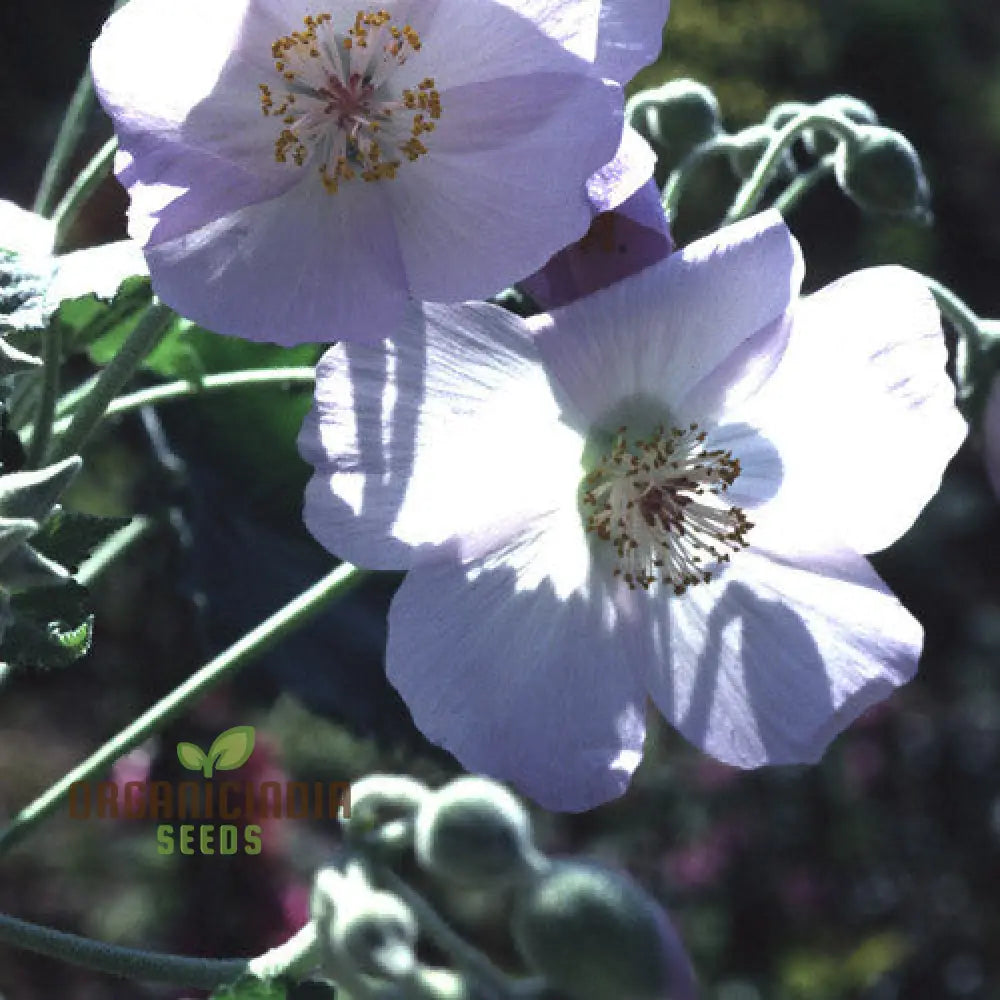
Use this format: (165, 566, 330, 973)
(332, 890, 418, 980)
(835, 125, 931, 219)
(312, 865, 418, 981)
(727, 125, 795, 183)
(512, 862, 696, 1000)
(806, 95, 878, 157)
(414, 776, 539, 886)
(342, 774, 429, 852)
(627, 80, 721, 167)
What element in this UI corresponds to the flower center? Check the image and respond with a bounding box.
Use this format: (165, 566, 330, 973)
(581, 423, 753, 594)
(259, 10, 442, 194)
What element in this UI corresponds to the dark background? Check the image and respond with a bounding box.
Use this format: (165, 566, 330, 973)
(3, 1, 1000, 998)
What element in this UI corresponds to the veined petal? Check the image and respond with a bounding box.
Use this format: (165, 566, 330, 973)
(300, 302, 583, 569)
(531, 210, 803, 430)
(636, 537, 921, 768)
(728, 267, 968, 554)
(387, 525, 646, 812)
(594, 0, 671, 83)
(145, 178, 409, 344)
(390, 73, 620, 300)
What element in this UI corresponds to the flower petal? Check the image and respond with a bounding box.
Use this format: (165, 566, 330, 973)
(300, 302, 582, 569)
(729, 266, 967, 554)
(387, 528, 646, 812)
(519, 129, 668, 310)
(531, 210, 803, 429)
(390, 71, 620, 300)
(635, 537, 921, 768)
(143, 178, 409, 344)
(594, 0, 671, 83)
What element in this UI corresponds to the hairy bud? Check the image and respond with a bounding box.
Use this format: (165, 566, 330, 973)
(627, 80, 721, 169)
(512, 862, 696, 1000)
(835, 125, 931, 219)
(414, 776, 541, 886)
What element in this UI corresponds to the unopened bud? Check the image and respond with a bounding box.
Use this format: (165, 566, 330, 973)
(414, 776, 540, 887)
(835, 125, 930, 219)
(342, 774, 429, 852)
(312, 865, 418, 981)
(512, 862, 696, 1000)
(627, 79, 721, 168)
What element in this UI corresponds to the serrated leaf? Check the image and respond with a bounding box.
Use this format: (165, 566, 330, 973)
(30, 510, 132, 572)
(0, 581, 94, 670)
(177, 741, 207, 771)
(211, 973, 287, 1000)
(208, 725, 256, 771)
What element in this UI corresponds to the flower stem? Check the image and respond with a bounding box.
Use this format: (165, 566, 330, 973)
(924, 276, 982, 403)
(770, 156, 835, 216)
(660, 136, 730, 220)
(51, 137, 118, 252)
(725, 111, 857, 223)
(0, 562, 366, 855)
(76, 515, 153, 586)
(47, 300, 175, 462)
(59, 367, 317, 427)
(0, 910, 246, 988)
(25, 320, 64, 469)
(32, 0, 128, 217)
(0, 913, 320, 989)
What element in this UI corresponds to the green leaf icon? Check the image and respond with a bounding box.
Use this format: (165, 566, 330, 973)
(177, 741, 207, 772)
(207, 725, 256, 774)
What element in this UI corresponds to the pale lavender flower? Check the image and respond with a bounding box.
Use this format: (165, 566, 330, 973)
(519, 126, 673, 310)
(299, 210, 966, 811)
(91, 0, 669, 345)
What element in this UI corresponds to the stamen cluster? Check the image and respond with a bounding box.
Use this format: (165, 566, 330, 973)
(258, 10, 442, 194)
(582, 424, 752, 594)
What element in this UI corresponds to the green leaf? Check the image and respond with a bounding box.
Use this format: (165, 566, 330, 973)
(30, 510, 132, 573)
(208, 725, 256, 771)
(176, 742, 207, 772)
(0, 581, 94, 670)
(210, 973, 287, 1000)
(88, 311, 206, 381)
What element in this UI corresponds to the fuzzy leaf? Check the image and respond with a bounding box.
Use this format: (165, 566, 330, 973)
(0, 581, 94, 670)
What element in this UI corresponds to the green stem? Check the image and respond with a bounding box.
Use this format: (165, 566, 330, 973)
(65, 367, 316, 426)
(48, 300, 175, 462)
(0, 910, 245, 988)
(32, 0, 128, 218)
(726, 111, 857, 223)
(25, 320, 63, 468)
(33, 74, 97, 218)
(51, 137, 118, 252)
(76, 516, 153, 586)
(925, 276, 982, 402)
(660, 135, 731, 220)
(0, 913, 320, 989)
(771, 156, 835, 216)
(371, 864, 519, 999)
(0, 561, 365, 855)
